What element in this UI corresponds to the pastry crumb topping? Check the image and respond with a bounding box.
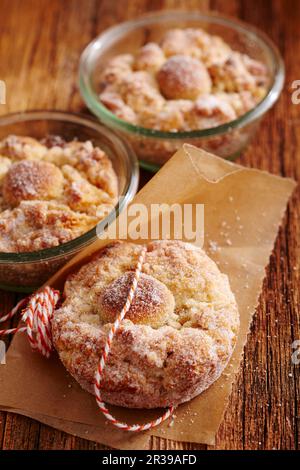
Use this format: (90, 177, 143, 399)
(0, 135, 118, 253)
(99, 28, 268, 132)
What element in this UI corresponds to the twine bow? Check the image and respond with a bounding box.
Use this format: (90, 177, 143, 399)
(0, 248, 175, 432)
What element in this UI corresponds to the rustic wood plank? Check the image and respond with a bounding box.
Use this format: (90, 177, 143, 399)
(212, 0, 300, 451)
(2, 413, 40, 450)
(0, 0, 298, 450)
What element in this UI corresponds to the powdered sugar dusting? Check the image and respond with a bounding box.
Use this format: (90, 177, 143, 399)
(0, 135, 118, 253)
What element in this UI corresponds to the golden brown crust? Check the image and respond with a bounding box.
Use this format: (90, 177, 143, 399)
(186, 94, 237, 130)
(2, 160, 64, 206)
(209, 52, 268, 94)
(134, 43, 165, 73)
(0, 135, 118, 253)
(0, 135, 47, 160)
(98, 272, 175, 328)
(157, 55, 212, 100)
(0, 200, 98, 252)
(52, 240, 239, 409)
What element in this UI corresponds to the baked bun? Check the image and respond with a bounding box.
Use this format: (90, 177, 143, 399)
(157, 55, 212, 100)
(98, 272, 175, 328)
(0, 200, 98, 252)
(187, 94, 237, 130)
(134, 43, 165, 73)
(0, 135, 47, 160)
(2, 160, 64, 206)
(160, 28, 211, 59)
(52, 240, 239, 409)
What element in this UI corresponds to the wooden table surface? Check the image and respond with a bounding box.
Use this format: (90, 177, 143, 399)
(0, 0, 299, 450)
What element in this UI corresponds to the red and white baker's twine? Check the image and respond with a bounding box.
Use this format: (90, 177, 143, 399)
(0, 248, 175, 432)
(0, 287, 59, 358)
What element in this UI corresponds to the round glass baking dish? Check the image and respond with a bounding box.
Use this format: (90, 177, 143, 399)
(79, 10, 285, 171)
(0, 110, 139, 292)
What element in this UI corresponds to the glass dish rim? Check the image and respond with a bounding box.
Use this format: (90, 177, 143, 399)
(0, 109, 139, 264)
(79, 10, 285, 139)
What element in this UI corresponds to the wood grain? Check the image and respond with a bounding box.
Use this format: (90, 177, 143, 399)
(0, 0, 299, 450)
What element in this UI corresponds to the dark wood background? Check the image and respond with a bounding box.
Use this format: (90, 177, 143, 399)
(0, 0, 299, 450)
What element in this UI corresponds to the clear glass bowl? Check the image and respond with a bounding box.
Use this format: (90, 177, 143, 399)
(79, 10, 285, 171)
(0, 110, 139, 291)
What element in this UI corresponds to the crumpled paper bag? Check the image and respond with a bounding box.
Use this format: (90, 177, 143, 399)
(0, 145, 296, 448)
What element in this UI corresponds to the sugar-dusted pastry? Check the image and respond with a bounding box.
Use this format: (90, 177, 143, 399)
(0, 201, 98, 252)
(133, 43, 165, 73)
(186, 94, 237, 130)
(2, 160, 64, 206)
(157, 55, 212, 100)
(0, 135, 48, 161)
(0, 135, 118, 252)
(52, 240, 239, 409)
(99, 27, 268, 133)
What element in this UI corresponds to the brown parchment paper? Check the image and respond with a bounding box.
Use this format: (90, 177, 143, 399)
(0, 145, 296, 449)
